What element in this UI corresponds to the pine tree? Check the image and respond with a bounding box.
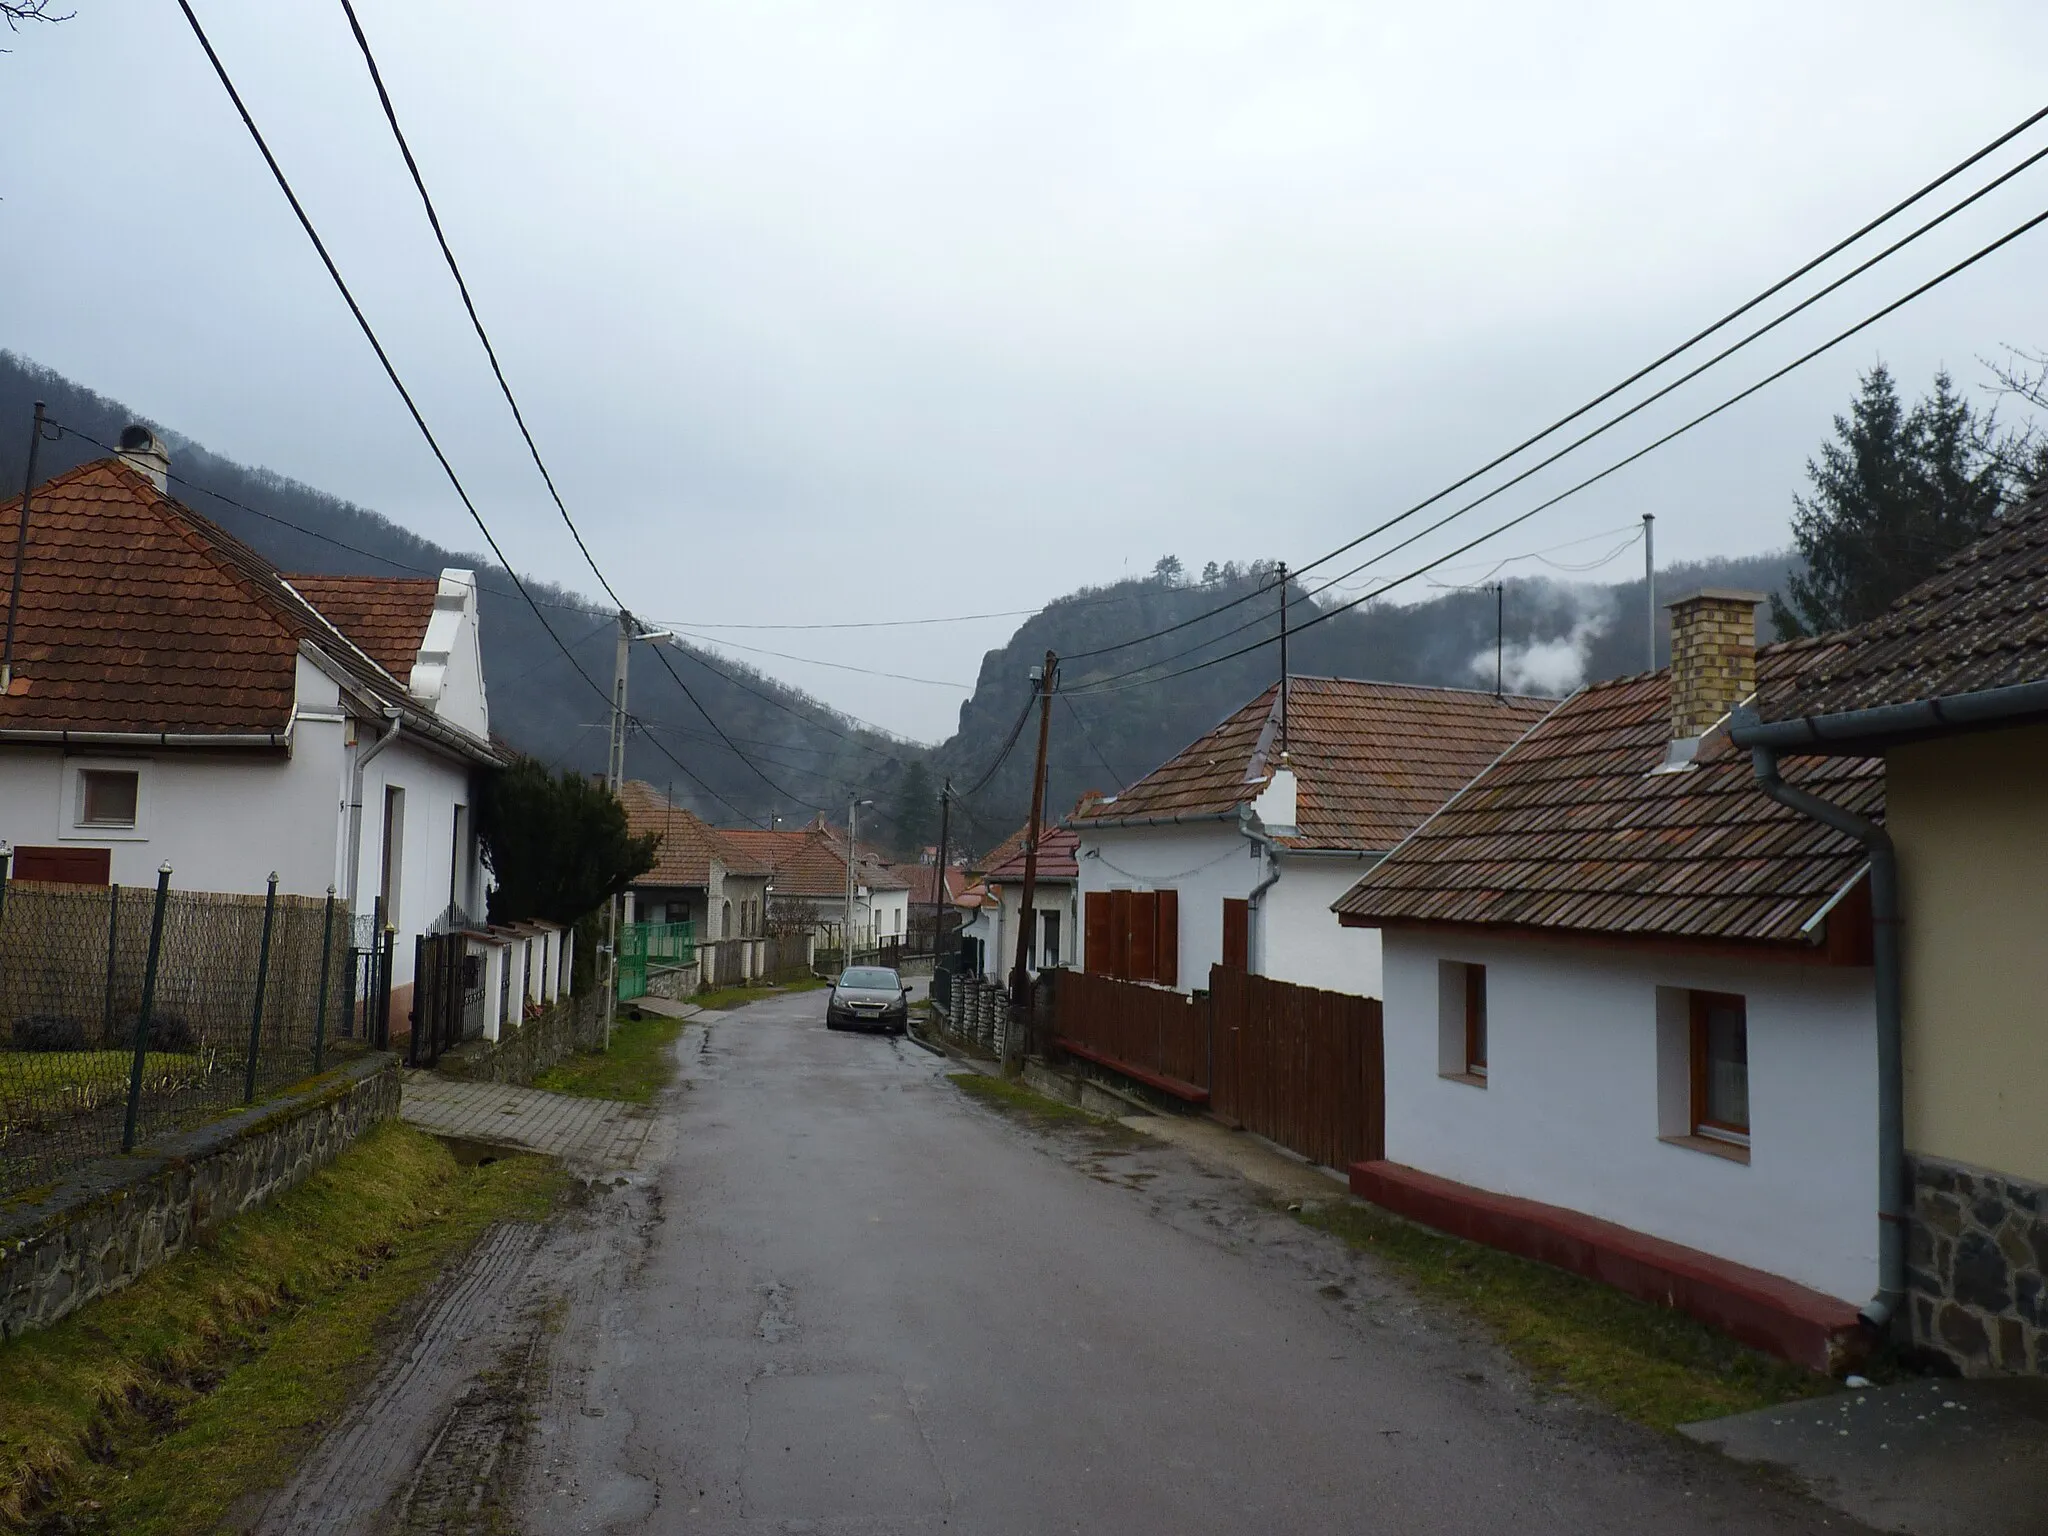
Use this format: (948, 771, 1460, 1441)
(1772, 366, 2015, 637)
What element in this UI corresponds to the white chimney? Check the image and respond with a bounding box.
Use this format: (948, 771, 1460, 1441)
(116, 425, 170, 492)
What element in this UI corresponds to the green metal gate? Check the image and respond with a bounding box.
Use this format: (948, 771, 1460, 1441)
(617, 920, 695, 1001)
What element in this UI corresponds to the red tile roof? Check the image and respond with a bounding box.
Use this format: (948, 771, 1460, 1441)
(1075, 678, 1554, 851)
(717, 825, 910, 900)
(981, 825, 1079, 882)
(0, 457, 494, 761)
(284, 575, 438, 682)
(1334, 643, 1882, 946)
(1755, 485, 2048, 722)
(888, 862, 973, 906)
(620, 780, 771, 886)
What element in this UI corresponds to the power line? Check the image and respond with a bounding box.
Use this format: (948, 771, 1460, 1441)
(1059, 99, 2048, 669)
(1059, 690, 1126, 791)
(960, 690, 1037, 798)
(1072, 196, 2048, 698)
(669, 629, 970, 688)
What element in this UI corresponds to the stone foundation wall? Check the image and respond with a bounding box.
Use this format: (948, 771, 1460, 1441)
(1909, 1153, 2048, 1375)
(0, 1053, 401, 1341)
(648, 962, 698, 1001)
(434, 991, 608, 1087)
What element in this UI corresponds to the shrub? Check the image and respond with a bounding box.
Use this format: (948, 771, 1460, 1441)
(11, 1015, 89, 1052)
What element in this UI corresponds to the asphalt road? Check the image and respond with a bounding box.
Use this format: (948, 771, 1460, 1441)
(520, 988, 1864, 1534)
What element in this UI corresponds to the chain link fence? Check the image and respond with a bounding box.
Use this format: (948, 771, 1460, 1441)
(0, 873, 357, 1199)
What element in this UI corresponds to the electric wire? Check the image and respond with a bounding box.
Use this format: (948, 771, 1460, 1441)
(1059, 690, 1127, 791)
(668, 629, 970, 688)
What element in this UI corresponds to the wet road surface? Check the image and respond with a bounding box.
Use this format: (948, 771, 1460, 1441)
(520, 988, 1865, 1534)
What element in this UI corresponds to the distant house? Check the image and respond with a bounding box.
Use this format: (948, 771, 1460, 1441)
(0, 433, 501, 1030)
(1071, 678, 1551, 995)
(617, 780, 771, 983)
(957, 822, 1080, 983)
(1735, 482, 2048, 1377)
(720, 816, 910, 948)
(1335, 593, 1883, 1369)
(888, 858, 974, 944)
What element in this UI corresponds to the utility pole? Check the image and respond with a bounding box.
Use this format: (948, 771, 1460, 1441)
(604, 609, 632, 1045)
(1276, 562, 1289, 754)
(1008, 650, 1057, 1044)
(1494, 582, 1505, 697)
(845, 793, 872, 959)
(4, 402, 47, 696)
(932, 779, 952, 961)
(1643, 513, 1657, 672)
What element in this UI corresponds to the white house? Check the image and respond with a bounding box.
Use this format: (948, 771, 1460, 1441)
(1333, 593, 1884, 1366)
(720, 818, 910, 949)
(961, 823, 1079, 982)
(1072, 677, 1550, 996)
(0, 434, 502, 1035)
(618, 781, 771, 984)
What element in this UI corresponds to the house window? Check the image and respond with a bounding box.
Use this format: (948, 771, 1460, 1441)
(379, 785, 406, 927)
(1436, 960, 1487, 1086)
(79, 769, 140, 828)
(1040, 908, 1061, 969)
(1690, 991, 1749, 1144)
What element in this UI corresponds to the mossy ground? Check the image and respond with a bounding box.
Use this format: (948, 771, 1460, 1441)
(0, 1120, 562, 1533)
(531, 1010, 684, 1104)
(691, 975, 827, 1014)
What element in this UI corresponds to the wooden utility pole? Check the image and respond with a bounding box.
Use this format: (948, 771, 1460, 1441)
(1007, 650, 1057, 1044)
(931, 779, 952, 961)
(603, 608, 631, 1044)
(1276, 562, 1289, 754)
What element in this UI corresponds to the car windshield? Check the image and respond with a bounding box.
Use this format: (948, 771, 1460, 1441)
(838, 968, 900, 990)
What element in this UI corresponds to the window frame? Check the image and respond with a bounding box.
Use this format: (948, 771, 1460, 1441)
(61, 757, 151, 842)
(1688, 989, 1750, 1147)
(1464, 963, 1488, 1079)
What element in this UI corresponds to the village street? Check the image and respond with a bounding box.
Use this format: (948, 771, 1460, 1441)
(513, 992, 1863, 1535)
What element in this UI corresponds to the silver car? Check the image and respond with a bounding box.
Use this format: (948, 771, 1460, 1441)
(825, 966, 909, 1033)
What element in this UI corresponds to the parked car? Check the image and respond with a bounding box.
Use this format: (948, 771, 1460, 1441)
(825, 966, 910, 1034)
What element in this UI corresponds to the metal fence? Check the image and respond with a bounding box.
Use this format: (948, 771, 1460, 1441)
(0, 872, 356, 1198)
(619, 920, 695, 1002)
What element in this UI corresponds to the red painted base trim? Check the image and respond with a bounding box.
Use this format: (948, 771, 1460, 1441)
(1348, 1160, 1864, 1373)
(1054, 1037, 1210, 1105)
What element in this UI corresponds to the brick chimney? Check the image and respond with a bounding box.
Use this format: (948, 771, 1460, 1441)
(1665, 589, 1763, 740)
(116, 425, 169, 492)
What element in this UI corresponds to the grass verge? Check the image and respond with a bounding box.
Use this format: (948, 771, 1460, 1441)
(0, 1120, 562, 1533)
(946, 1071, 1145, 1149)
(531, 1009, 683, 1104)
(691, 975, 827, 1014)
(1294, 1199, 1836, 1431)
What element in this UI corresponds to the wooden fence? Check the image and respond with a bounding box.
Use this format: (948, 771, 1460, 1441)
(1049, 964, 1383, 1169)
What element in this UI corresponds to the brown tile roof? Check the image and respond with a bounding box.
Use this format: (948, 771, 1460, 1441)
(717, 825, 909, 900)
(971, 824, 1030, 876)
(283, 575, 438, 682)
(620, 780, 771, 887)
(1074, 677, 1554, 851)
(981, 825, 1079, 882)
(888, 862, 973, 906)
(1334, 644, 1882, 945)
(1756, 486, 2048, 722)
(0, 457, 494, 762)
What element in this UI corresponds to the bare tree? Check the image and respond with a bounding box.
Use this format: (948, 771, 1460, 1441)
(2, 2, 75, 29)
(1983, 345, 2048, 494)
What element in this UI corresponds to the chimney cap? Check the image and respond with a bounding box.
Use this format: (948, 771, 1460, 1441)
(1663, 587, 1766, 612)
(117, 424, 162, 453)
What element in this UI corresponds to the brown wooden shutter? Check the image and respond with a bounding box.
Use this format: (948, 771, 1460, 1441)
(1221, 897, 1248, 971)
(1155, 888, 1180, 986)
(1128, 891, 1158, 985)
(1084, 891, 1111, 975)
(11, 845, 112, 886)
(1108, 888, 1134, 980)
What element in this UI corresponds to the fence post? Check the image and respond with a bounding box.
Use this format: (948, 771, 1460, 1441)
(122, 863, 172, 1153)
(102, 882, 121, 1047)
(377, 923, 396, 1051)
(244, 872, 279, 1104)
(312, 886, 336, 1073)
(368, 896, 385, 1048)
(407, 934, 425, 1068)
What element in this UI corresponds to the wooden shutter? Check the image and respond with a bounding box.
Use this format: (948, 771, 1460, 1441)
(11, 845, 112, 886)
(1108, 888, 1135, 981)
(1221, 897, 1248, 971)
(1084, 891, 1112, 976)
(1128, 891, 1158, 985)
(1155, 888, 1180, 986)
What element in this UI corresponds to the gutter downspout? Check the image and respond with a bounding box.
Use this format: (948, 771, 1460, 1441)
(1738, 710, 1904, 1332)
(1239, 808, 1283, 975)
(344, 711, 402, 912)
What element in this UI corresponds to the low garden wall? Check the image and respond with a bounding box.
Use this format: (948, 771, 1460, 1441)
(433, 991, 608, 1087)
(1909, 1153, 2048, 1376)
(0, 1052, 400, 1340)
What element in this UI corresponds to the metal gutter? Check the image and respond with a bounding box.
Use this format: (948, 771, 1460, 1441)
(0, 726, 291, 749)
(344, 711, 402, 911)
(1074, 807, 1241, 830)
(1736, 704, 1904, 1334)
(1729, 676, 2048, 755)
(1239, 807, 1283, 974)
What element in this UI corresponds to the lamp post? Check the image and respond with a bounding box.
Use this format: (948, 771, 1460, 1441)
(603, 616, 675, 1043)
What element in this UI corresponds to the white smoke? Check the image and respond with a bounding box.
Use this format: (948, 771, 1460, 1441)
(1468, 589, 1613, 696)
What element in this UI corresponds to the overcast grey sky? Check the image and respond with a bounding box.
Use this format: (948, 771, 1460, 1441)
(8, 1, 2048, 739)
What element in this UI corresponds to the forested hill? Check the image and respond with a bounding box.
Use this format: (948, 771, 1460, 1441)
(929, 548, 1796, 853)
(0, 352, 928, 837)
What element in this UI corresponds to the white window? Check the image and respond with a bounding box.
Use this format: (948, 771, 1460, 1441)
(79, 769, 139, 827)
(1436, 960, 1487, 1086)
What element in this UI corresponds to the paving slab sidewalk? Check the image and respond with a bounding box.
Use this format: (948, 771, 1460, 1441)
(1681, 1374, 2048, 1535)
(399, 1072, 653, 1171)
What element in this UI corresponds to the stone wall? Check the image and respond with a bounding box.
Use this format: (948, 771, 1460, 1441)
(0, 1053, 400, 1341)
(434, 990, 608, 1087)
(1909, 1153, 2047, 1375)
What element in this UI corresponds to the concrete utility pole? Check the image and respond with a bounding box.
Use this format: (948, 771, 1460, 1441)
(4, 402, 48, 696)
(845, 794, 872, 959)
(932, 779, 952, 961)
(1276, 563, 1289, 754)
(1008, 650, 1057, 1046)
(1644, 513, 1657, 672)
(1494, 582, 1505, 697)
(604, 610, 632, 1044)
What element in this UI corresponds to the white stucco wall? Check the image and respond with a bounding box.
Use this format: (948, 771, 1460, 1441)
(1263, 854, 1383, 997)
(1379, 930, 1879, 1303)
(994, 879, 1078, 972)
(347, 732, 482, 992)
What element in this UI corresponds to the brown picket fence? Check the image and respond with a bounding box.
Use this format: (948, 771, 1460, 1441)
(1048, 964, 1383, 1170)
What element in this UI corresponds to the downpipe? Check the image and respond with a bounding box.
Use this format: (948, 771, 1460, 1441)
(343, 710, 402, 913)
(1745, 725, 1905, 1333)
(1239, 808, 1283, 975)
